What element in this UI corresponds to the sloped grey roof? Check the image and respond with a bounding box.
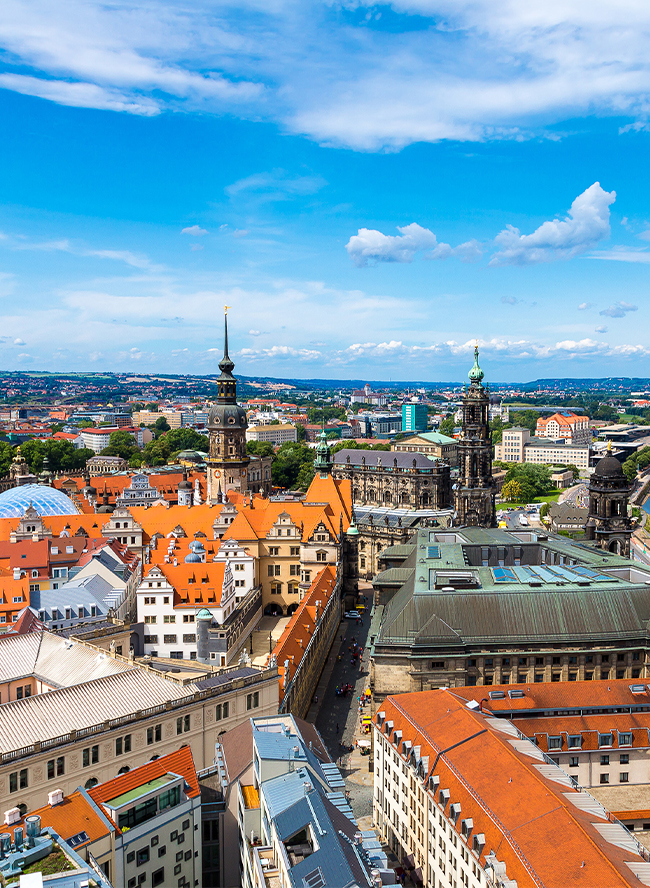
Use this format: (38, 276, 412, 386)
(334, 449, 439, 469)
(0, 668, 194, 753)
(378, 586, 650, 647)
(0, 631, 131, 685)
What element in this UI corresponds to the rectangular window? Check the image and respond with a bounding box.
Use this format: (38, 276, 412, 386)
(164, 635, 177, 644)
(620, 753, 630, 765)
(600, 774, 610, 784)
(176, 715, 190, 734)
(152, 868, 165, 887)
(567, 735, 582, 749)
(182, 634, 196, 644)
(600, 755, 610, 766)
(136, 847, 150, 866)
(599, 734, 613, 748)
(569, 757, 579, 768)
(163, 615, 176, 623)
(548, 737, 562, 750)
(289, 564, 299, 576)
(620, 772, 629, 783)
(290, 546, 300, 556)
(619, 733, 633, 747)
(246, 691, 259, 710)
(144, 615, 157, 624)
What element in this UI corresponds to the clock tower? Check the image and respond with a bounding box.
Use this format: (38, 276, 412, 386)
(206, 309, 251, 503)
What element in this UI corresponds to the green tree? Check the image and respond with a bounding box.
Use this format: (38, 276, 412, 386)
(0, 442, 15, 476)
(509, 410, 541, 433)
(296, 424, 306, 443)
(622, 458, 637, 483)
(246, 441, 274, 459)
(77, 420, 94, 429)
(272, 442, 314, 489)
(154, 416, 171, 433)
(490, 417, 503, 445)
(101, 430, 139, 460)
(145, 403, 159, 412)
(163, 428, 209, 453)
(501, 480, 522, 502)
(438, 417, 456, 436)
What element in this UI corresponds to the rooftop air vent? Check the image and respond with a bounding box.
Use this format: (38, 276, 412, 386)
(4, 808, 20, 826)
(48, 790, 64, 807)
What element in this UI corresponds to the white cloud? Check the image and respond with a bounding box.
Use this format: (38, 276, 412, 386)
(490, 183, 615, 266)
(190, 244, 204, 252)
(600, 301, 638, 318)
(3, 1, 650, 149)
(13, 338, 25, 345)
(249, 329, 261, 336)
(233, 229, 249, 238)
(501, 296, 519, 305)
(577, 302, 593, 310)
(595, 325, 608, 333)
(345, 223, 463, 267)
(181, 225, 208, 236)
(226, 169, 326, 201)
(590, 247, 650, 263)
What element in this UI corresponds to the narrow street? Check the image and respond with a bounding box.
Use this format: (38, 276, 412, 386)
(314, 596, 374, 822)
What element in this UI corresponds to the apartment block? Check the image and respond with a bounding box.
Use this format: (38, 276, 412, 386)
(374, 689, 650, 887)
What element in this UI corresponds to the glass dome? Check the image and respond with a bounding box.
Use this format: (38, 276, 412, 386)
(0, 484, 81, 519)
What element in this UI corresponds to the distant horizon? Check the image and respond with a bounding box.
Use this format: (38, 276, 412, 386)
(0, 368, 649, 392)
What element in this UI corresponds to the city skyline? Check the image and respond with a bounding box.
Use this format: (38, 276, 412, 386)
(1, 2, 650, 380)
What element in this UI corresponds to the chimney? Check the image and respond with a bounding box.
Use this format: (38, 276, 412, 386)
(48, 789, 64, 807)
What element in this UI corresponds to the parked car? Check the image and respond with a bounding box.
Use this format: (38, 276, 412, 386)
(344, 610, 360, 619)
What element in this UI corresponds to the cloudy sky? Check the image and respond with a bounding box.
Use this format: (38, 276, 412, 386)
(1, 1, 650, 381)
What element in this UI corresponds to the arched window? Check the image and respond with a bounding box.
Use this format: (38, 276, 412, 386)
(117, 766, 130, 775)
(84, 778, 99, 790)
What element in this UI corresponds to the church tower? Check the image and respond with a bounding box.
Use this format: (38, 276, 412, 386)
(314, 428, 333, 477)
(453, 345, 496, 527)
(584, 442, 633, 556)
(206, 310, 251, 504)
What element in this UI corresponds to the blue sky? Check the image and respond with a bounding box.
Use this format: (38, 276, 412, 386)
(1, 1, 650, 382)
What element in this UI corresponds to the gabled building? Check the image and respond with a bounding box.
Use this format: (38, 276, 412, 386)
(374, 688, 650, 887)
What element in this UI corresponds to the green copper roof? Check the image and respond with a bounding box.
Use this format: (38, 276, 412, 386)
(468, 345, 484, 383)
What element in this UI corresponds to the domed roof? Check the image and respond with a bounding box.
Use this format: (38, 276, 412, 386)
(207, 402, 247, 430)
(468, 345, 484, 383)
(196, 608, 213, 620)
(0, 484, 80, 519)
(593, 454, 625, 477)
(184, 552, 202, 563)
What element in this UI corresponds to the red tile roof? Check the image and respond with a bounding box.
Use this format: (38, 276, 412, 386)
(89, 746, 199, 831)
(6, 790, 112, 848)
(379, 690, 650, 887)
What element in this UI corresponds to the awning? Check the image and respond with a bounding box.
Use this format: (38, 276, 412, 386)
(404, 853, 415, 870)
(412, 866, 424, 886)
(357, 739, 371, 748)
(362, 716, 372, 724)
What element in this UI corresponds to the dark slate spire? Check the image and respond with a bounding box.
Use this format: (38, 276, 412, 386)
(217, 306, 237, 403)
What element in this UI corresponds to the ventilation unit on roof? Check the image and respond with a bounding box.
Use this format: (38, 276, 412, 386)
(508, 690, 525, 699)
(489, 691, 505, 700)
(461, 818, 473, 839)
(48, 790, 64, 807)
(4, 808, 20, 826)
(528, 581, 542, 588)
(438, 788, 450, 806)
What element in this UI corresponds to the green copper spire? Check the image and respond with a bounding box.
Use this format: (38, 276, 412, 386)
(468, 343, 484, 384)
(314, 428, 333, 474)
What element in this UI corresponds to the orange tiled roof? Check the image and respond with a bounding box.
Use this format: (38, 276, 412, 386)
(144, 560, 227, 607)
(89, 746, 200, 830)
(450, 678, 650, 714)
(7, 790, 112, 848)
(514, 713, 650, 753)
(379, 690, 648, 887)
(272, 565, 337, 693)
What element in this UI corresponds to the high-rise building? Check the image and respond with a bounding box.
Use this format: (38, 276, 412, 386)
(206, 311, 251, 503)
(402, 402, 428, 434)
(453, 346, 496, 527)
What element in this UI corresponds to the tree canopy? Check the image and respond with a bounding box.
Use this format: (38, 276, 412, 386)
(504, 463, 554, 503)
(21, 439, 96, 474)
(271, 442, 315, 490)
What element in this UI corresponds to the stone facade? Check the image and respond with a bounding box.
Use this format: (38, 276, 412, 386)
(332, 449, 451, 510)
(585, 445, 633, 556)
